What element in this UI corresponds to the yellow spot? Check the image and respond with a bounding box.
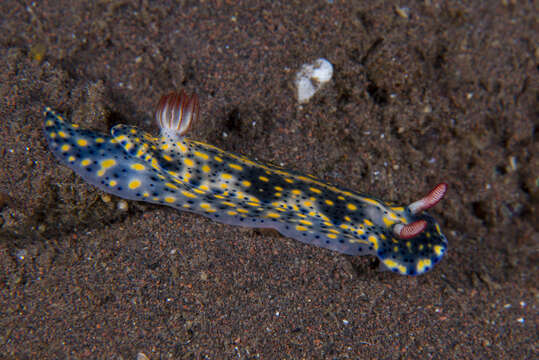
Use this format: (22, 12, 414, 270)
(130, 128, 137, 134)
(194, 151, 209, 160)
(338, 196, 345, 200)
(394, 246, 399, 252)
(102, 159, 116, 169)
(193, 189, 205, 194)
(434, 245, 444, 256)
(58, 131, 68, 138)
(143, 192, 149, 197)
(131, 163, 145, 171)
(97, 170, 105, 177)
(344, 216, 351, 222)
(296, 225, 308, 231)
(168, 171, 179, 177)
(368, 235, 379, 250)
(116, 135, 127, 142)
(324, 221, 333, 227)
(285, 178, 294, 183)
(347, 203, 357, 211)
(160, 143, 170, 150)
(229, 163, 243, 171)
(364, 219, 374, 226)
(309, 187, 321, 194)
(184, 158, 194, 166)
(227, 210, 238, 216)
(96, 138, 105, 143)
(71, 123, 79, 128)
(221, 173, 233, 180)
(135, 144, 148, 157)
(202, 165, 211, 173)
(291, 189, 301, 195)
(49, 132, 57, 138)
(199, 185, 209, 191)
(416, 259, 432, 273)
(274, 193, 282, 197)
(76, 138, 88, 146)
(129, 179, 141, 189)
(165, 183, 179, 190)
(81, 159, 92, 166)
(222, 201, 236, 207)
(237, 208, 249, 214)
(325, 199, 334, 206)
(383, 217, 395, 227)
(163, 154, 173, 162)
(200, 203, 211, 209)
(109, 180, 117, 187)
(259, 176, 269, 182)
(299, 219, 313, 226)
(214, 156, 223, 162)
(327, 233, 338, 239)
(329, 229, 340, 234)
(383, 259, 407, 274)
(339, 224, 349, 230)
(61, 144, 70, 152)
(177, 143, 187, 152)
(165, 196, 175, 203)
(304, 201, 312, 207)
(46, 120, 54, 126)
(221, 183, 228, 189)
(274, 186, 283, 191)
(362, 197, 379, 206)
(242, 180, 251, 187)
(68, 156, 75, 162)
(266, 212, 280, 218)
(182, 191, 197, 198)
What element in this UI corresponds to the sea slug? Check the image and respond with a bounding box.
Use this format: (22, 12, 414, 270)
(44, 91, 448, 275)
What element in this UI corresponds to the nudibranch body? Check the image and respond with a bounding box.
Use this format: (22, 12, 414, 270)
(44, 92, 448, 276)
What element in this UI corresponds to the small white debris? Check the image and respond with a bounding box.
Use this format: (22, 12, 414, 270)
(504, 304, 512, 309)
(520, 301, 526, 308)
(137, 353, 150, 360)
(342, 319, 349, 325)
(509, 156, 517, 171)
(117, 200, 128, 211)
(295, 58, 333, 104)
(16, 249, 28, 261)
(517, 317, 524, 323)
(395, 6, 410, 19)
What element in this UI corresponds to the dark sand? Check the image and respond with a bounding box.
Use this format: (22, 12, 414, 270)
(1, 1, 537, 359)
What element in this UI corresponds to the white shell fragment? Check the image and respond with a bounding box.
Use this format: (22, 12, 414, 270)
(295, 58, 333, 104)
